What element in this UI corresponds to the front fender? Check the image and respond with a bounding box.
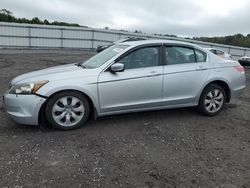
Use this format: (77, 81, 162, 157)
(36, 78, 100, 114)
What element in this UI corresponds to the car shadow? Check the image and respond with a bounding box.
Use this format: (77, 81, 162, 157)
(84, 107, 201, 129)
(35, 107, 198, 132)
(0, 105, 231, 133)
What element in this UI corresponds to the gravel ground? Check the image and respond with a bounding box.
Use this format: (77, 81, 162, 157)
(0, 49, 249, 188)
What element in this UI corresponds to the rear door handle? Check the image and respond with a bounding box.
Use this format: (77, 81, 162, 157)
(147, 71, 161, 77)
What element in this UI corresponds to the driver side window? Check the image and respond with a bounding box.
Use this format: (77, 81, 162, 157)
(117, 47, 159, 69)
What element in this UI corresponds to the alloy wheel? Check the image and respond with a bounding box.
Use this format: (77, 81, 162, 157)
(204, 89, 224, 113)
(52, 96, 85, 127)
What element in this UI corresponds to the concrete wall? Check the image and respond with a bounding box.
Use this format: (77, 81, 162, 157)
(1, 22, 250, 60)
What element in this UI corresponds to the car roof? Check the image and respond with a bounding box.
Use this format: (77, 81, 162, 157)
(122, 39, 205, 50)
(205, 48, 213, 50)
(205, 47, 224, 51)
(114, 37, 146, 44)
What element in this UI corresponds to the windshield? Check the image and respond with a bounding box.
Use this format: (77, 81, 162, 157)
(80, 44, 129, 68)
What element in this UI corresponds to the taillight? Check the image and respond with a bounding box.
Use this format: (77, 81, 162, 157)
(234, 65, 245, 73)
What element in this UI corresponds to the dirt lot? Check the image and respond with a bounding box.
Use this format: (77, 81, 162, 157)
(0, 49, 249, 188)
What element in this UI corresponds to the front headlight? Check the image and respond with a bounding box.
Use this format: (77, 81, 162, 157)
(9, 80, 49, 94)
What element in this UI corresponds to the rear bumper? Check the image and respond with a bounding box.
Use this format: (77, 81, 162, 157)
(230, 70, 246, 101)
(231, 86, 245, 99)
(3, 93, 46, 125)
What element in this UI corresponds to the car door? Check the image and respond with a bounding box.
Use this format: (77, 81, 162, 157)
(162, 45, 210, 105)
(98, 45, 163, 114)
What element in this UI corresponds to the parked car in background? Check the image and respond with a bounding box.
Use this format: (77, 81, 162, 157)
(238, 56, 250, 67)
(96, 37, 146, 53)
(4, 40, 246, 130)
(205, 48, 232, 60)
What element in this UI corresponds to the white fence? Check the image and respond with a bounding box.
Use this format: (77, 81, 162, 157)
(1, 22, 250, 60)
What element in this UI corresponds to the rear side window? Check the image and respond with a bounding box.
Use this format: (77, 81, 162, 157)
(195, 49, 207, 62)
(165, 46, 196, 65)
(165, 46, 207, 65)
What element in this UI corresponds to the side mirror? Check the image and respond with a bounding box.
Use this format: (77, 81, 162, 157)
(110, 63, 125, 72)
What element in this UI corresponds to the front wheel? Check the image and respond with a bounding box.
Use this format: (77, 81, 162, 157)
(198, 84, 226, 116)
(45, 91, 90, 130)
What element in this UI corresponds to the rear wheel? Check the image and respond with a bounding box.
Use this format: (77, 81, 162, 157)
(45, 91, 90, 130)
(198, 84, 226, 116)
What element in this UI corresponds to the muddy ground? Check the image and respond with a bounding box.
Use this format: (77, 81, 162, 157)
(0, 49, 249, 188)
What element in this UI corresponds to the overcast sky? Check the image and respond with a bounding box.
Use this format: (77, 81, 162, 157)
(1, 0, 250, 37)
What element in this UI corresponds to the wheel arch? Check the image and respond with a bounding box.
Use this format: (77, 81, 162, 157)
(200, 80, 231, 103)
(38, 89, 97, 126)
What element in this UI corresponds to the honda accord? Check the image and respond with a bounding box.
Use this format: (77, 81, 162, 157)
(3, 40, 246, 130)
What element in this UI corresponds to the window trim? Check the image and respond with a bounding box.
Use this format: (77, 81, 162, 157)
(194, 49, 207, 63)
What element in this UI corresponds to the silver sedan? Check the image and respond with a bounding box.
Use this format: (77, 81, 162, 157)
(3, 40, 246, 130)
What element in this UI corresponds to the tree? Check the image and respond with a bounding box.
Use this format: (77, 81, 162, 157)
(195, 34, 250, 48)
(17, 17, 30, 23)
(44, 19, 50, 25)
(0, 9, 13, 15)
(0, 9, 15, 22)
(31, 17, 42, 24)
(0, 9, 82, 27)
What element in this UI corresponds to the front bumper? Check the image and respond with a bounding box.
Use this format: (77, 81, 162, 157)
(3, 93, 46, 125)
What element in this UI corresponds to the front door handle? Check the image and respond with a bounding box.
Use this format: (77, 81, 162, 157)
(196, 66, 208, 71)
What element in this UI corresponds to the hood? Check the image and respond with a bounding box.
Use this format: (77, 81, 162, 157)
(11, 63, 96, 85)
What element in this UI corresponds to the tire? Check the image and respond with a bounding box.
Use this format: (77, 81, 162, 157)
(45, 91, 90, 130)
(198, 84, 226, 116)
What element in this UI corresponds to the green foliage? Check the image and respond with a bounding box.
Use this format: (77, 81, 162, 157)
(0, 9, 82, 27)
(194, 34, 250, 48)
(31, 17, 42, 24)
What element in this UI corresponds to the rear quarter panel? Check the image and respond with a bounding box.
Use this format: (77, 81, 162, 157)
(201, 60, 246, 100)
